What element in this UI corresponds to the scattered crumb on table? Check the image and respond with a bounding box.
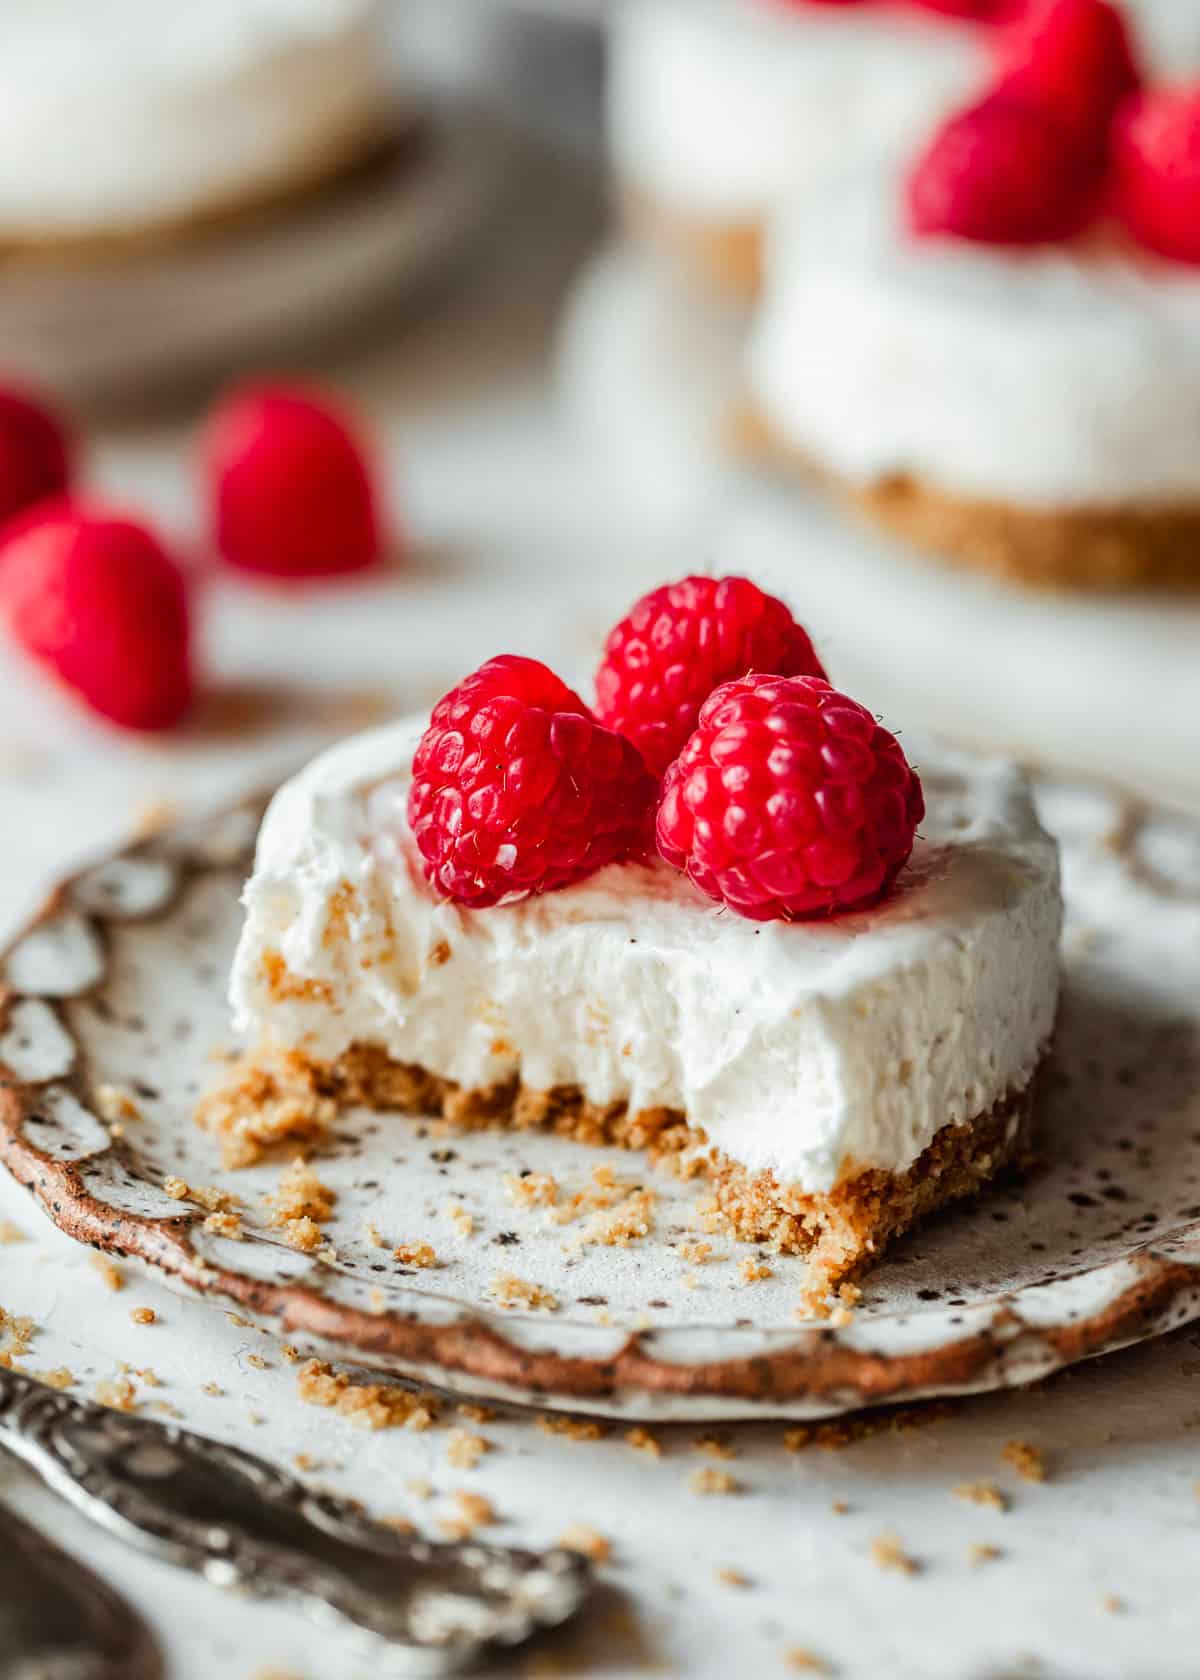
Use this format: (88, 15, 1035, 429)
(557, 1524, 612, 1563)
(89, 1255, 125, 1292)
(439, 1490, 497, 1539)
(869, 1532, 919, 1575)
(785, 1650, 829, 1674)
(0, 1305, 36, 1366)
(445, 1427, 491, 1469)
(1003, 1440, 1047, 1483)
(30, 1367, 75, 1390)
(536, 1414, 607, 1442)
(968, 1543, 1002, 1567)
(954, 1481, 1009, 1511)
(688, 1467, 740, 1496)
(94, 1371, 139, 1413)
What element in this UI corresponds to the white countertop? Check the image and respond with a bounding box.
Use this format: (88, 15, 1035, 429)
(2, 157, 1200, 1680)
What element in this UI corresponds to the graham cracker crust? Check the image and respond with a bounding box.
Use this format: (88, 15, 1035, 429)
(618, 185, 763, 305)
(731, 403, 1200, 594)
(198, 1041, 1040, 1297)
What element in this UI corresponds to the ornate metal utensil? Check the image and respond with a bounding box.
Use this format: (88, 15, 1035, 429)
(0, 1367, 591, 1676)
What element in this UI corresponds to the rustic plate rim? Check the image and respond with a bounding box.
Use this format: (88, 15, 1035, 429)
(2, 789, 1199, 1419)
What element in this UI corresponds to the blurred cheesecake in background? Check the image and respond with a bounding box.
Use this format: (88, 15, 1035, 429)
(607, 0, 989, 300)
(0, 0, 401, 245)
(743, 157, 1200, 591)
(742, 0, 1200, 590)
(557, 241, 1200, 808)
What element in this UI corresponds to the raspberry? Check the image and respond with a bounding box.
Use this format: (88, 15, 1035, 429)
(0, 504, 192, 731)
(203, 382, 383, 579)
(993, 0, 1139, 162)
(1113, 87, 1200, 265)
(408, 654, 656, 908)
(0, 386, 71, 532)
(656, 674, 924, 922)
(905, 91, 1095, 244)
(595, 575, 826, 778)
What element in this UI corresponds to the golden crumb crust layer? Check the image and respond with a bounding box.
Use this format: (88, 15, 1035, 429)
(619, 186, 763, 304)
(731, 403, 1200, 594)
(198, 1041, 1041, 1296)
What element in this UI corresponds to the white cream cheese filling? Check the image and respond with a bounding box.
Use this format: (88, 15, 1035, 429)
(747, 161, 1200, 509)
(230, 717, 1061, 1195)
(608, 0, 983, 222)
(608, 0, 1200, 228)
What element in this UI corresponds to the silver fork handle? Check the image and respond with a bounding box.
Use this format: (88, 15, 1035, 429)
(0, 1366, 590, 1676)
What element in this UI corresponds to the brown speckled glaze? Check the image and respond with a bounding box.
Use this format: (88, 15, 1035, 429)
(2, 780, 1200, 1420)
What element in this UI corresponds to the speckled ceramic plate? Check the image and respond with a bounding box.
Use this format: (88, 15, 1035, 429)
(2, 778, 1200, 1421)
(0, 105, 519, 405)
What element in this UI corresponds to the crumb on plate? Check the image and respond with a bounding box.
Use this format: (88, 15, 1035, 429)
(487, 1274, 558, 1312)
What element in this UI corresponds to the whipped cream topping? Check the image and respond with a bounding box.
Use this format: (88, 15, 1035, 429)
(608, 0, 984, 221)
(231, 717, 1061, 1194)
(747, 160, 1200, 508)
(0, 0, 395, 236)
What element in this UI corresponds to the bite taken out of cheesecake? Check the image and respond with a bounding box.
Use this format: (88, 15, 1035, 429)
(204, 578, 1062, 1303)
